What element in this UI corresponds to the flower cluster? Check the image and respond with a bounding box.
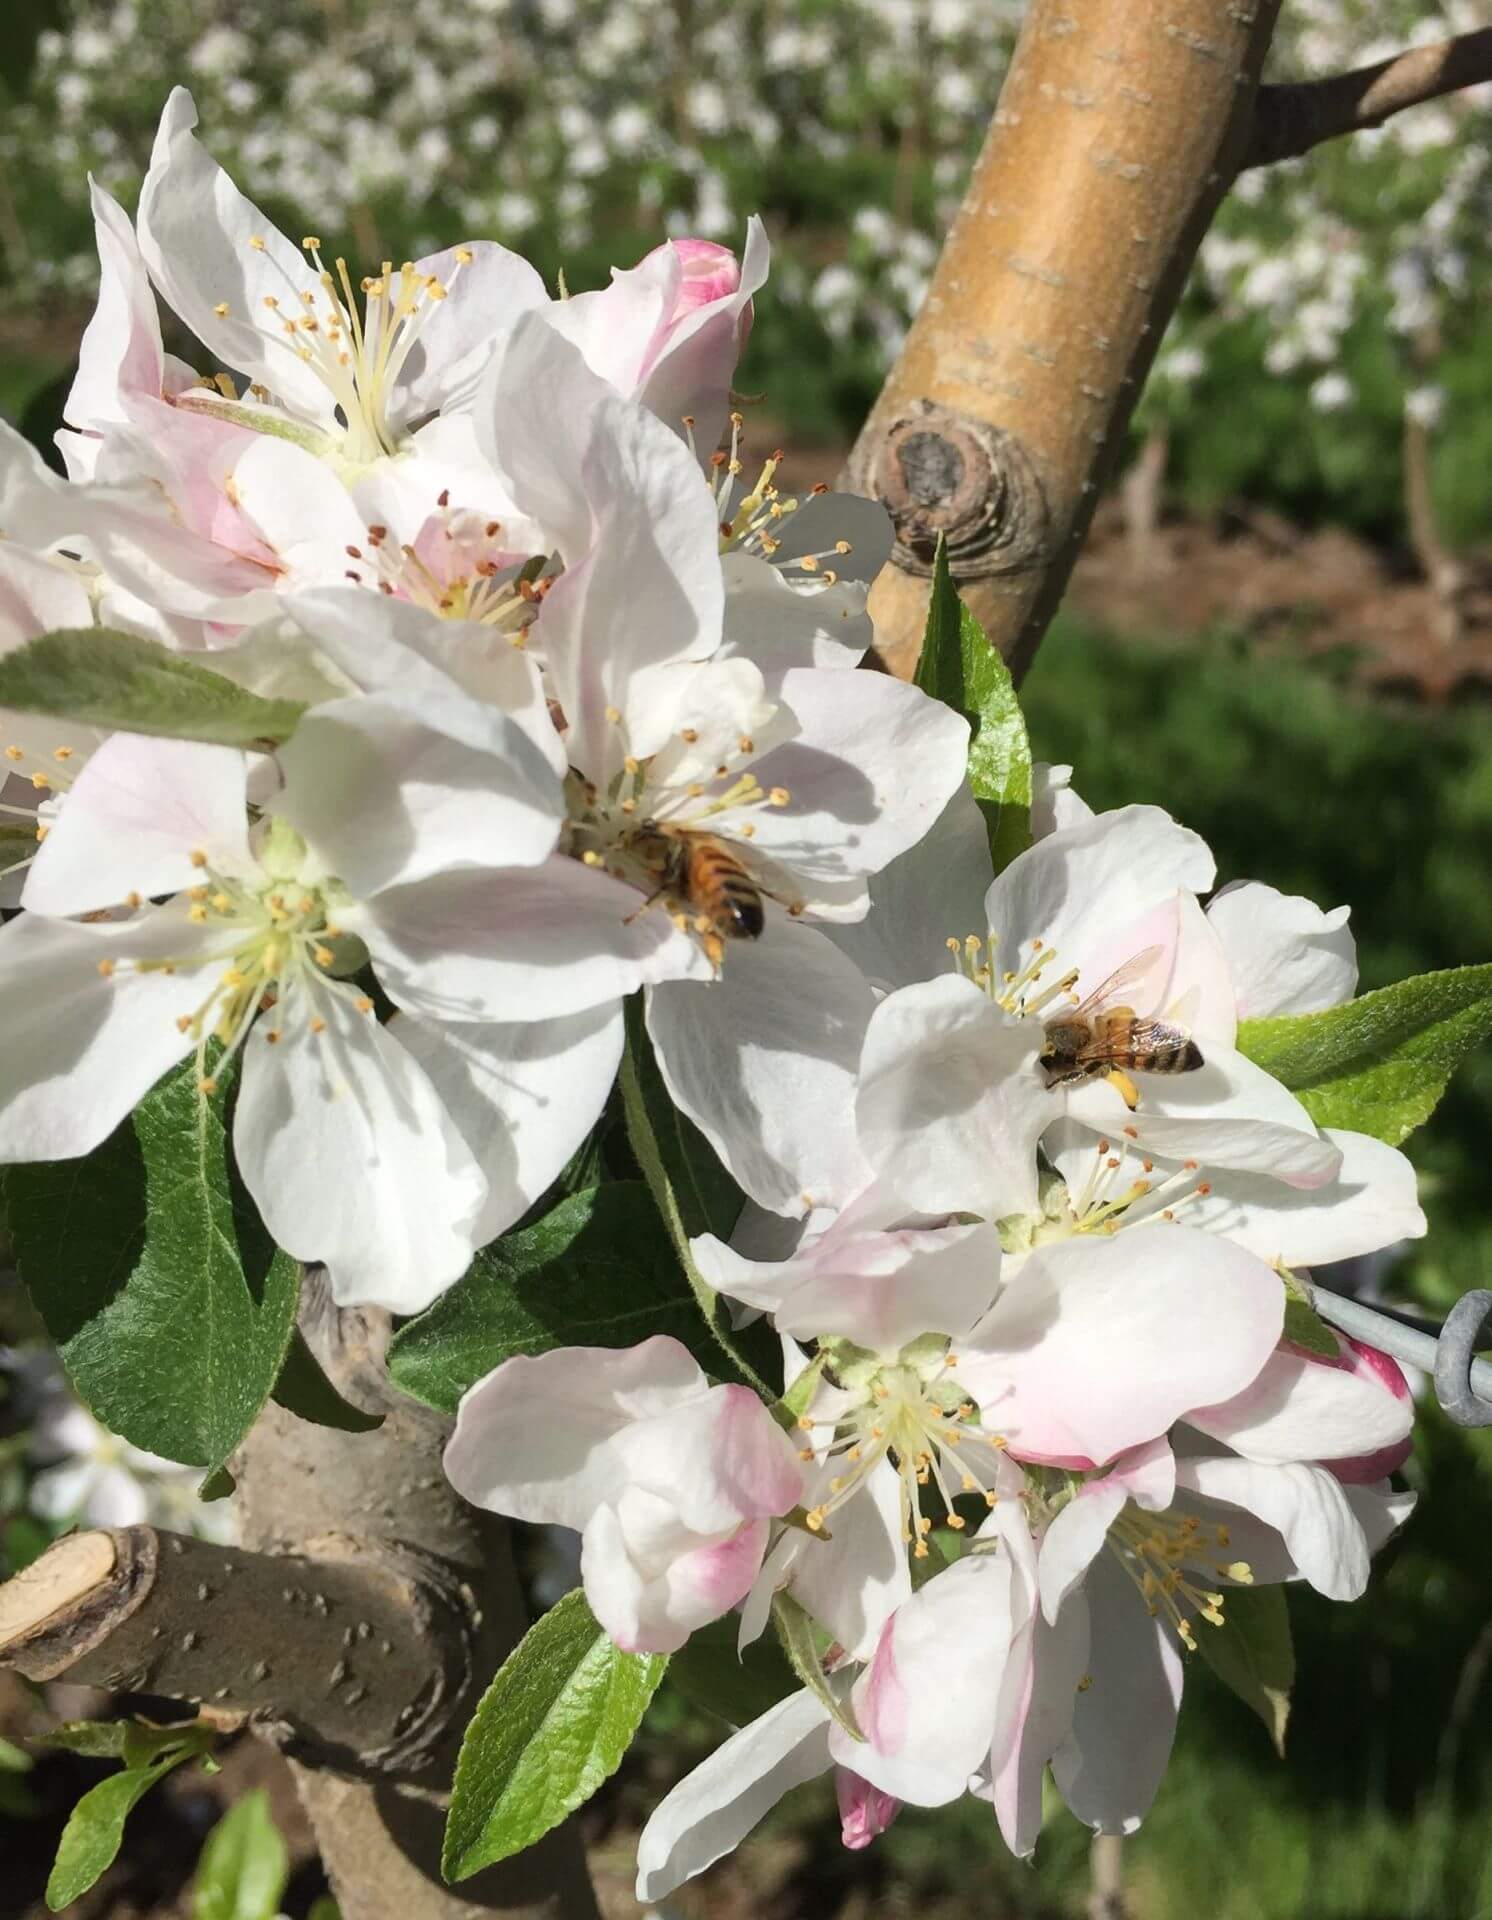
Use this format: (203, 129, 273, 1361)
(448, 795, 1422, 1884)
(0, 91, 1428, 1895)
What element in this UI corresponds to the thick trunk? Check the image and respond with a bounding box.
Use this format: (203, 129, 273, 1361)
(843, 0, 1282, 682)
(0, 1276, 600, 1920)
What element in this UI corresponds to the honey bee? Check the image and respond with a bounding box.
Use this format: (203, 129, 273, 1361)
(1040, 945, 1203, 1111)
(626, 822, 765, 964)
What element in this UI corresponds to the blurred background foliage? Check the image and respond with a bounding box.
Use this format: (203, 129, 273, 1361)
(2, 3, 1492, 1917)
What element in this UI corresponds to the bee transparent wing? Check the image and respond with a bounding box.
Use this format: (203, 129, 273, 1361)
(1068, 945, 1169, 1022)
(1121, 1015, 1196, 1053)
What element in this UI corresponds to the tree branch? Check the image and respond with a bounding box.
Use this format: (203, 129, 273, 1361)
(1244, 29, 1492, 170)
(0, 1276, 601, 1920)
(843, 0, 1284, 683)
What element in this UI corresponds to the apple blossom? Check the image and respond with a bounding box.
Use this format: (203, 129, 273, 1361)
(0, 700, 626, 1311)
(443, 1337, 805, 1653)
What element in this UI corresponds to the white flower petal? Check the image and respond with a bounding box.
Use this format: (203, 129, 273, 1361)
(635, 1689, 832, 1904)
(391, 1003, 622, 1245)
(234, 986, 488, 1312)
(389, 241, 549, 421)
(735, 667, 968, 891)
(66, 179, 164, 434)
(1172, 1455, 1373, 1600)
(984, 805, 1215, 975)
(0, 905, 210, 1161)
(1052, 1550, 1184, 1833)
(720, 551, 869, 687)
(647, 921, 878, 1216)
(446, 1337, 711, 1533)
(137, 89, 335, 427)
(1208, 880, 1357, 1017)
(1188, 1343, 1415, 1468)
(22, 737, 253, 916)
(959, 1227, 1284, 1468)
(274, 689, 562, 895)
(857, 976, 1045, 1219)
(366, 855, 707, 1024)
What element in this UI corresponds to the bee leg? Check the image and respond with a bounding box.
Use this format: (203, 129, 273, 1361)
(623, 885, 670, 927)
(1105, 1068, 1141, 1111)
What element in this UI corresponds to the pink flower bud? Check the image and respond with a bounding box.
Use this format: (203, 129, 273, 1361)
(654, 237, 743, 319)
(835, 1767, 901, 1851)
(1309, 1333, 1414, 1484)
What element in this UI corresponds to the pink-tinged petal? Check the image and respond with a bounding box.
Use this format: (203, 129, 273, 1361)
(582, 1493, 776, 1654)
(543, 244, 679, 403)
(1188, 1341, 1414, 1470)
(390, 1004, 622, 1247)
(1038, 1438, 1176, 1625)
(1052, 1550, 1184, 1834)
(1171, 1455, 1373, 1600)
(647, 921, 878, 1216)
(958, 1227, 1284, 1469)
(1208, 880, 1357, 1017)
(66, 180, 164, 433)
(983, 1590, 1091, 1860)
(0, 905, 212, 1162)
(857, 976, 1046, 1220)
(22, 737, 253, 916)
(365, 855, 707, 1026)
(658, 237, 742, 316)
(832, 1554, 1019, 1808)
(836, 1770, 901, 1851)
(1063, 1045, 1343, 1189)
(693, 1212, 1001, 1353)
(615, 1383, 804, 1535)
(444, 1338, 712, 1533)
(137, 88, 335, 428)
(635, 1689, 832, 1904)
(984, 804, 1215, 979)
(638, 217, 768, 457)
(234, 985, 487, 1313)
(226, 437, 370, 588)
(0, 543, 95, 647)
(476, 314, 614, 560)
(728, 667, 969, 891)
(273, 688, 562, 895)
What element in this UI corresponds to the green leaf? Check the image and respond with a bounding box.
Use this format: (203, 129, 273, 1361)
(1236, 964, 1492, 1146)
(1282, 1296, 1340, 1360)
(771, 1592, 863, 1742)
(34, 1723, 130, 1759)
(5, 1054, 300, 1474)
(46, 1746, 196, 1910)
(1195, 1585, 1294, 1757)
(388, 1184, 721, 1414)
(0, 821, 41, 870)
(193, 1791, 289, 1920)
(272, 1328, 383, 1433)
(618, 1003, 778, 1397)
(443, 1589, 667, 1882)
(914, 538, 1032, 873)
(0, 1734, 34, 1773)
(0, 628, 306, 748)
(665, 1617, 798, 1729)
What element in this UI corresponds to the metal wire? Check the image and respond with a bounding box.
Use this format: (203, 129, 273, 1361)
(1308, 1282, 1492, 1428)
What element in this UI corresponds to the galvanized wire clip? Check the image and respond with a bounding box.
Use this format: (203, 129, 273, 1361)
(1309, 1284, 1492, 1429)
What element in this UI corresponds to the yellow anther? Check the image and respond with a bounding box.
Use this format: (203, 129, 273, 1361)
(175, 1014, 193, 1033)
(248, 236, 266, 251)
(454, 247, 474, 265)
(581, 850, 604, 867)
(947, 1515, 967, 1531)
(53, 746, 74, 761)
(190, 849, 208, 868)
(623, 756, 642, 775)
(125, 892, 142, 909)
(310, 1016, 327, 1035)
(199, 1076, 218, 1094)
(314, 945, 336, 967)
(96, 958, 116, 978)
(188, 904, 209, 923)
(3, 745, 22, 761)
(302, 235, 322, 250)
(768, 787, 790, 807)
(30, 772, 50, 791)
(213, 301, 230, 317)
(604, 705, 623, 725)
(211, 892, 232, 912)
(355, 996, 374, 1014)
